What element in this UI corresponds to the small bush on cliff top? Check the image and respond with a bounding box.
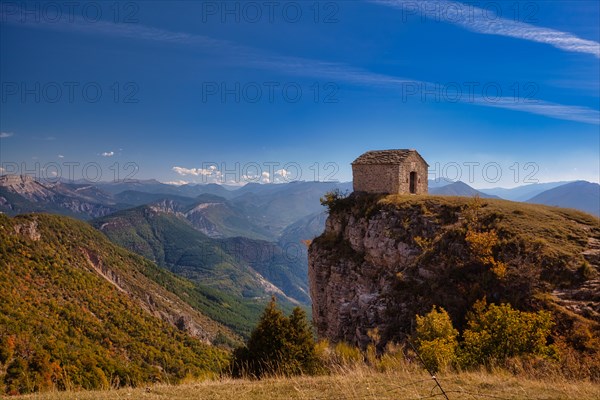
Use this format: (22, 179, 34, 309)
(320, 189, 349, 213)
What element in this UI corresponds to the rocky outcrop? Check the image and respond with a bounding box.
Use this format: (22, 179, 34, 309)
(184, 203, 224, 237)
(309, 193, 600, 349)
(148, 199, 230, 238)
(13, 220, 41, 241)
(553, 237, 600, 321)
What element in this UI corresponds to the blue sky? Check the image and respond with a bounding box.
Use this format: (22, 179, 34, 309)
(0, 0, 599, 188)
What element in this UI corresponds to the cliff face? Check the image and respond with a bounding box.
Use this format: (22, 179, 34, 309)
(309, 193, 600, 349)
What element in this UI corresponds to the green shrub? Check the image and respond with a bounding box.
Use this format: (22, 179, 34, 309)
(414, 306, 458, 372)
(320, 189, 348, 213)
(459, 299, 555, 367)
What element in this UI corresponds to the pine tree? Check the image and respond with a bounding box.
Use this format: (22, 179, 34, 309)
(232, 297, 320, 378)
(287, 307, 319, 374)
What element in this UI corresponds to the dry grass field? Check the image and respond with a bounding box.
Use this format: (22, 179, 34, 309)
(13, 366, 600, 400)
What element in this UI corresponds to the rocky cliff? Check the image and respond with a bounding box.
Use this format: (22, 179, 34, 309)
(309, 193, 600, 350)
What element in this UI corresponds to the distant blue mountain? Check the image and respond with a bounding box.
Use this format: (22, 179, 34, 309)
(430, 181, 500, 198)
(527, 181, 600, 216)
(479, 181, 572, 201)
(428, 179, 457, 189)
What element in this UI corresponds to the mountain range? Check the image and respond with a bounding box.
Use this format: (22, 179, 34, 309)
(0, 175, 122, 219)
(526, 181, 600, 217)
(478, 181, 572, 201)
(429, 181, 500, 198)
(427, 179, 599, 215)
(3, 175, 596, 219)
(0, 174, 598, 339)
(1, 175, 350, 335)
(91, 204, 310, 323)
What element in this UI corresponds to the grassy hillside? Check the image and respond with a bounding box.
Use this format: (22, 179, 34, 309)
(93, 206, 267, 335)
(12, 366, 600, 399)
(91, 206, 309, 335)
(92, 206, 308, 302)
(0, 214, 231, 395)
(379, 194, 598, 272)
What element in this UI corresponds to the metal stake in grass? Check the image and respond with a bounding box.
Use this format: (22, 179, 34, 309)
(406, 337, 450, 400)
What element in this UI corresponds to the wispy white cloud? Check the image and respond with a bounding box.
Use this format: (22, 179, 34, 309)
(0, 6, 249, 57)
(101, 151, 115, 157)
(0, 132, 14, 138)
(219, 54, 600, 124)
(2, 4, 597, 125)
(372, 0, 600, 58)
(58, 154, 65, 158)
(474, 98, 600, 125)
